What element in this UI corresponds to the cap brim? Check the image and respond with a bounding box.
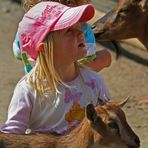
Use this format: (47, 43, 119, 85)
(51, 4, 95, 31)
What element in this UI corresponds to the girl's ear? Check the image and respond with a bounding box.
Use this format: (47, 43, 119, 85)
(37, 42, 44, 53)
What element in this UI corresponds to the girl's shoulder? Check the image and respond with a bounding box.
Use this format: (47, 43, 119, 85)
(15, 75, 35, 95)
(80, 68, 103, 81)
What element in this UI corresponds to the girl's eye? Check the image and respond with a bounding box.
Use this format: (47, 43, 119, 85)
(67, 27, 73, 32)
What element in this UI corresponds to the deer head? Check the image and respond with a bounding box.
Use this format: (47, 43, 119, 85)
(93, 0, 148, 49)
(86, 97, 140, 148)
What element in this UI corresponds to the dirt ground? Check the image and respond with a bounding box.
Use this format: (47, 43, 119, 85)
(0, 0, 148, 147)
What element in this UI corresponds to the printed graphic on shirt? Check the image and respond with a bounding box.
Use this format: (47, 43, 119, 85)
(64, 88, 82, 103)
(65, 103, 85, 130)
(85, 78, 97, 90)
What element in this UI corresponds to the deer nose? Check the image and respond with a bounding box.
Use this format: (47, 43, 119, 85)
(127, 135, 140, 148)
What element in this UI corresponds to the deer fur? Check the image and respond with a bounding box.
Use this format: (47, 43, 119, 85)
(93, 0, 148, 50)
(0, 98, 140, 148)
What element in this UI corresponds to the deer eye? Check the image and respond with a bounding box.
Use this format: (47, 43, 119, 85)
(119, 8, 128, 13)
(108, 120, 119, 129)
(119, 6, 130, 15)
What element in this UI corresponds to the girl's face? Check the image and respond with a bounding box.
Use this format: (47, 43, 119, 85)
(53, 23, 86, 66)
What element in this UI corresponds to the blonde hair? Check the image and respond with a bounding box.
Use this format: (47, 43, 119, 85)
(23, 0, 90, 11)
(23, 0, 88, 100)
(27, 32, 81, 100)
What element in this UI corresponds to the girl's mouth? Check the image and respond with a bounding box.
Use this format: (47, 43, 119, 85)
(78, 43, 85, 48)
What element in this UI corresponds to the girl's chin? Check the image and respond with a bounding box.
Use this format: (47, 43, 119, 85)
(81, 47, 87, 55)
(76, 47, 87, 60)
(77, 54, 87, 61)
(81, 49, 87, 56)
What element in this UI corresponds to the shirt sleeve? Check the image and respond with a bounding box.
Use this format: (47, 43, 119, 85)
(96, 74, 111, 104)
(0, 84, 33, 134)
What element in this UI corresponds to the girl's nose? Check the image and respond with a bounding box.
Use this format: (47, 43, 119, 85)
(77, 29, 84, 40)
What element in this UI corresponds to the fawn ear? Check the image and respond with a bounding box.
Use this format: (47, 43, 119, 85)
(86, 104, 97, 123)
(86, 104, 107, 136)
(119, 96, 130, 107)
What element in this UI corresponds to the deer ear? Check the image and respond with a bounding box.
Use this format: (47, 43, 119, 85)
(119, 96, 130, 107)
(86, 104, 97, 123)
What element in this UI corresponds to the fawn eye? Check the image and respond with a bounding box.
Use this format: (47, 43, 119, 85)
(119, 5, 129, 13)
(118, 7, 129, 16)
(108, 119, 119, 129)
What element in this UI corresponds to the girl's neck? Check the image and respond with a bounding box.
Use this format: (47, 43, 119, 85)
(56, 63, 79, 82)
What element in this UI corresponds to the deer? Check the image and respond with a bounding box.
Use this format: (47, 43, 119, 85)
(0, 98, 140, 148)
(92, 0, 148, 103)
(92, 0, 148, 50)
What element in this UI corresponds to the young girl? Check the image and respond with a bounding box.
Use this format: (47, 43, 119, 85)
(1, 1, 110, 134)
(13, 0, 111, 73)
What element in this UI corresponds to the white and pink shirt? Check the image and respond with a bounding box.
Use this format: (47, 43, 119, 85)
(1, 68, 110, 134)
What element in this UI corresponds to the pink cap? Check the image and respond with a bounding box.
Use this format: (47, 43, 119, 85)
(18, 1, 95, 60)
